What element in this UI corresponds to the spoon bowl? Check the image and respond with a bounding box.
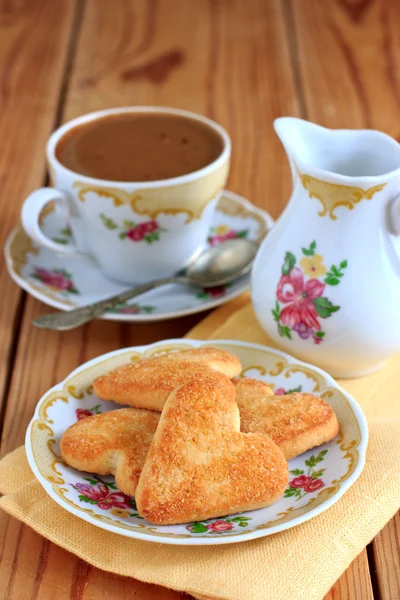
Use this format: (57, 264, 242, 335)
(186, 238, 258, 287)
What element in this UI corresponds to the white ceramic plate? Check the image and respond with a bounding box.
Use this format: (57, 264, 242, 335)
(5, 191, 273, 322)
(26, 339, 368, 545)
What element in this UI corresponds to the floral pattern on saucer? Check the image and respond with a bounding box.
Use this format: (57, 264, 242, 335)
(208, 224, 248, 246)
(105, 302, 155, 315)
(5, 191, 273, 323)
(32, 267, 79, 295)
(196, 285, 228, 301)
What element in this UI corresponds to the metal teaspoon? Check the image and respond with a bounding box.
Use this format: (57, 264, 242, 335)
(32, 238, 259, 331)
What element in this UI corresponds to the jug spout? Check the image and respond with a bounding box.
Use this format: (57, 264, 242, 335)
(274, 117, 400, 182)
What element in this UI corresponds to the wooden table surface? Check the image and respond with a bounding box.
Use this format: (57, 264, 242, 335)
(0, 0, 399, 598)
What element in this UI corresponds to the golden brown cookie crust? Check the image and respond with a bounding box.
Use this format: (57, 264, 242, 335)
(136, 377, 288, 524)
(60, 408, 159, 497)
(93, 347, 241, 411)
(233, 378, 339, 460)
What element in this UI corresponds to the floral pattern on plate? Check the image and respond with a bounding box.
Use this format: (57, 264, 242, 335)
(187, 516, 252, 534)
(274, 384, 302, 395)
(284, 450, 327, 501)
(72, 476, 142, 519)
(6, 191, 273, 323)
(76, 404, 102, 421)
(272, 241, 347, 344)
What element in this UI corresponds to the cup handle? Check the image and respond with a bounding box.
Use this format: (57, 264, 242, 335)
(21, 187, 85, 257)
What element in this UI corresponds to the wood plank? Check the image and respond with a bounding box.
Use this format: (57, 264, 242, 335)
(323, 551, 374, 600)
(288, 0, 400, 597)
(372, 511, 400, 600)
(290, 0, 400, 133)
(0, 0, 78, 422)
(0, 0, 79, 597)
(0, 0, 300, 598)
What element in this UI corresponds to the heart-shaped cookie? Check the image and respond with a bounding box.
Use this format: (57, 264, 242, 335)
(93, 347, 241, 411)
(60, 408, 159, 497)
(135, 376, 288, 524)
(234, 378, 339, 460)
(62, 376, 339, 497)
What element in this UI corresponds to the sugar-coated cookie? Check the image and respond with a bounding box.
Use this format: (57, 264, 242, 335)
(135, 377, 288, 524)
(164, 347, 241, 378)
(60, 408, 159, 496)
(93, 347, 241, 411)
(233, 378, 339, 460)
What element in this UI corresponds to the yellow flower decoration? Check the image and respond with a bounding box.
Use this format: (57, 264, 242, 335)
(214, 224, 230, 235)
(110, 508, 130, 519)
(300, 254, 327, 278)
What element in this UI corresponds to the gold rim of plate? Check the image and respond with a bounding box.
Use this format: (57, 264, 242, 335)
(26, 340, 367, 545)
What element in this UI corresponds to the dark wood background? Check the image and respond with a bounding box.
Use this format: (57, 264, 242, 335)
(0, 1, 399, 598)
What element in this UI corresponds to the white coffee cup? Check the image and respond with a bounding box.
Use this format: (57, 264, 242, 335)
(21, 107, 231, 284)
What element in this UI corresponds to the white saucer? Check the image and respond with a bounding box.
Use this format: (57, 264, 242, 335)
(26, 339, 368, 545)
(5, 191, 273, 322)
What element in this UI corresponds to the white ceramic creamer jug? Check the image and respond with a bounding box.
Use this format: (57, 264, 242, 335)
(251, 117, 400, 377)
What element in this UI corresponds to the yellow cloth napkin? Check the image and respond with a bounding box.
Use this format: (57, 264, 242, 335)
(0, 296, 399, 600)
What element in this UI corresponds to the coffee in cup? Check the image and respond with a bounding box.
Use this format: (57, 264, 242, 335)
(55, 112, 224, 182)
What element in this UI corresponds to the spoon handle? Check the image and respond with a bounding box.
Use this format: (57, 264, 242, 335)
(32, 276, 191, 331)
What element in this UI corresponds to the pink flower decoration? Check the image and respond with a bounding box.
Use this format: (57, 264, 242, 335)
(35, 268, 73, 291)
(209, 230, 237, 246)
(126, 220, 159, 241)
(275, 388, 286, 396)
(289, 475, 311, 489)
(303, 478, 325, 493)
(206, 520, 234, 532)
(76, 408, 93, 421)
(289, 475, 325, 493)
(127, 228, 145, 242)
(142, 220, 158, 234)
(119, 306, 140, 314)
(276, 267, 324, 330)
(74, 482, 132, 510)
(208, 286, 226, 298)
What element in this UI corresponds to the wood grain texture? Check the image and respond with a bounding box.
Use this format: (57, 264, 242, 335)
(290, 0, 400, 133)
(324, 552, 373, 600)
(0, 0, 78, 424)
(0, 0, 398, 597)
(372, 512, 400, 600)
